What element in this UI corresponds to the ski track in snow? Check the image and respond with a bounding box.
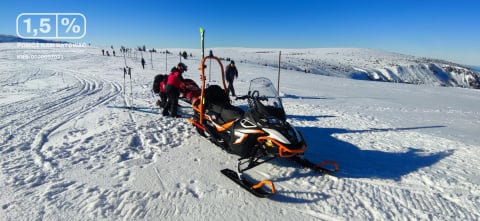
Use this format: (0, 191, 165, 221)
(0, 44, 479, 220)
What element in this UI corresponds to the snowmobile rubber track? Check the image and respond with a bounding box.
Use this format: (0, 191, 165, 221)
(290, 156, 339, 175)
(221, 169, 274, 198)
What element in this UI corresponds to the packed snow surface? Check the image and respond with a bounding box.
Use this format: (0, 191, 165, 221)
(0, 43, 479, 220)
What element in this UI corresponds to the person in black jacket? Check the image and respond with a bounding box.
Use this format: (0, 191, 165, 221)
(141, 58, 146, 69)
(225, 60, 238, 96)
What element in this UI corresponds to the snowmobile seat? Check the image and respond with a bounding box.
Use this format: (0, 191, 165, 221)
(205, 85, 244, 123)
(205, 85, 229, 105)
(210, 103, 244, 123)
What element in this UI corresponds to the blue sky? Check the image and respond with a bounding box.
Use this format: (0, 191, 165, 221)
(1, 0, 479, 65)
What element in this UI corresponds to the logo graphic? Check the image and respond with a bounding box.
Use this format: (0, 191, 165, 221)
(16, 13, 86, 39)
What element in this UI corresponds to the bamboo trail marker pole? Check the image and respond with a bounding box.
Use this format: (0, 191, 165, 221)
(123, 67, 126, 97)
(277, 51, 281, 93)
(128, 67, 133, 108)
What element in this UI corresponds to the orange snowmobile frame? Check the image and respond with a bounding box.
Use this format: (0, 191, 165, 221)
(188, 55, 227, 130)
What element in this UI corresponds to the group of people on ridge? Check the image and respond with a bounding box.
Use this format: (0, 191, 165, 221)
(159, 60, 238, 118)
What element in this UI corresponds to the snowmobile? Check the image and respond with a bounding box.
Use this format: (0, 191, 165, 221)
(188, 55, 338, 197)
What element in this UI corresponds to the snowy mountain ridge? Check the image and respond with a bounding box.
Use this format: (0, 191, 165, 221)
(0, 34, 67, 44)
(1, 32, 478, 88)
(210, 48, 480, 89)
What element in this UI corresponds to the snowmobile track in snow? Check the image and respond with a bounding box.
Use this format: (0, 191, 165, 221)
(0, 66, 124, 218)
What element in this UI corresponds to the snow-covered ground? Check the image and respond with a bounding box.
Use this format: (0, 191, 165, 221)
(0, 43, 479, 220)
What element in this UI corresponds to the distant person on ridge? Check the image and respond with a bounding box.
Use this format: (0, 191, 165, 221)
(141, 58, 146, 69)
(162, 62, 187, 117)
(225, 60, 238, 97)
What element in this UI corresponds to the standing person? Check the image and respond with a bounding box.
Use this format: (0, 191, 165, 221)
(225, 60, 238, 96)
(162, 63, 187, 117)
(141, 58, 146, 69)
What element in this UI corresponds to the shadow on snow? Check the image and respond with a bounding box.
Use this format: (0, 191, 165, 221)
(281, 93, 329, 100)
(287, 114, 336, 122)
(266, 124, 452, 203)
(296, 125, 453, 180)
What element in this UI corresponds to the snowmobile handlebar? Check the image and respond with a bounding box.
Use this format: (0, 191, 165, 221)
(235, 94, 268, 101)
(236, 90, 268, 101)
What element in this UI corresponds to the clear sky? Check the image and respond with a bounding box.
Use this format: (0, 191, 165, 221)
(1, 0, 479, 65)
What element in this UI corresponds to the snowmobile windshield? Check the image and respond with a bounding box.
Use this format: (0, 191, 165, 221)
(248, 77, 286, 122)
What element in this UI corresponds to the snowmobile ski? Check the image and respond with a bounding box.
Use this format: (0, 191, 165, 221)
(290, 156, 339, 175)
(221, 169, 275, 198)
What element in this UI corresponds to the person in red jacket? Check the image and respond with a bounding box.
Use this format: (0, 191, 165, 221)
(162, 62, 187, 117)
